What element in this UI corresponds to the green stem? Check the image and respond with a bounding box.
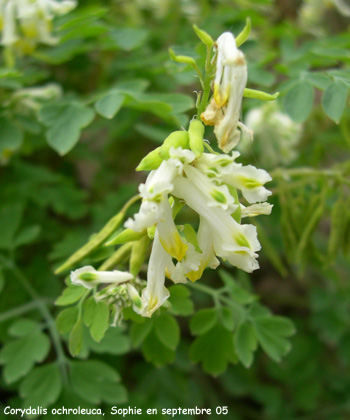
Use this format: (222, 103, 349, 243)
(272, 167, 350, 186)
(188, 281, 243, 311)
(4, 259, 69, 384)
(0, 299, 53, 323)
(196, 46, 213, 119)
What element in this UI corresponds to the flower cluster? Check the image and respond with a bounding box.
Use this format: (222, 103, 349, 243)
(242, 102, 302, 168)
(123, 142, 272, 317)
(0, 0, 76, 51)
(69, 29, 273, 321)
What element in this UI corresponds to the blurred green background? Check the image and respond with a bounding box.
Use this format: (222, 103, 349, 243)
(0, 0, 349, 419)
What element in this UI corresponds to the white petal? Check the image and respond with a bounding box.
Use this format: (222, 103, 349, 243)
(140, 230, 171, 317)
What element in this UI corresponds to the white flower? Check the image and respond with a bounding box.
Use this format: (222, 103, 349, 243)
(1, 1, 18, 45)
(220, 164, 272, 204)
(0, 0, 77, 48)
(140, 229, 172, 317)
(157, 198, 188, 261)
(201, 31, 250, 152)
(126, 283, 143, 313)
(172, 176, 261, 273)
(70, 266, 133, 289)
(241, 203, 273, 218)
(184, 164, 237, 212)
(186, 218, 219, 282)
(243, 102, 302, 167)
(194, 152, 272, 204)
(125, 158, 183, 232)
(169, 242, 202, 283)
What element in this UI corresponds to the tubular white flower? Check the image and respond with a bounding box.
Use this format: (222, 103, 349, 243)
(157, 198, 188, 261)
(203, 31, 249, 152)
(0, 0, 76, 48)
(140, 229, 171, 317)
(126, 283, 143, 314)
(70, 266, 133, 290)
(220, 164, 272, 203)
(2, 1, 18, 46)
(184, 164, 237, 212)
(241, 203, 273, 218)
(172, 177, 261, 273)
(169, 242, 202, 283)
(186, 218, 219, 282)
(125, 157, 186, 232)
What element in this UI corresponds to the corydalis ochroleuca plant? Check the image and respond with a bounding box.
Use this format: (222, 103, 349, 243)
(0, 0, 77, 52)
(61, 23, 279, 323)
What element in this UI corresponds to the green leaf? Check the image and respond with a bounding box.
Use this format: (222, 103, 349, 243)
(283, 81, 314, 123)
(219, 272, 256, 304)
(55, 284, 86, 306)
(87, 327, 130, 355)
(234, 322, 257, 368)
(190, 308, 218, 336)
(142, 328, 175, 366)
(322, 79, 348, 123)
(0, 117, 23, 155)
(39, 103, 95, 155)
(155, 313, 180, 350)
(130, 319, 153, 348)
(219, 307, 235, 332)
(83, 298, 110, 342)
(70, 360, 127, 404)
(305, 72, 330, 90)
(8, 319, 40, 337)
(14, 225, 41, 247)
(0, 204, 24, 249)
(0, 331, 50, 383)
(253, 316, 295, 362)
(69, 317, 84, 357)
(168, 285, 194, 316)
(20, 363, 62, 408)
(95, 91, 125, 119)
(0, 270, 4, 293)
(189, 323, 236, 376)
(110, 28, 149, 51)
(56, 307, 79, 335)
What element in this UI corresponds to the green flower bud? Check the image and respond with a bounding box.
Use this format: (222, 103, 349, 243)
(188, 119, 205, 157)
(162, 130, 190, 151)
(129, 235, 150, 277)
(105, 228, 146, 246)
(168, 48, 196, 66)
(136, 147, 163, 171)
(235, 17, 251, 48)
(192, 24, 214, 47)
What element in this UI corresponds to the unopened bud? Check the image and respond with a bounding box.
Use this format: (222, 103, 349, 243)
(169, 48, 196, 66)
(105, 229, 146, 246)
(192, 25, 214, 47)
(188, 119, 205, 157)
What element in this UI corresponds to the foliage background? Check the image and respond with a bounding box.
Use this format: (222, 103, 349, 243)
(0, 0, 349, 419)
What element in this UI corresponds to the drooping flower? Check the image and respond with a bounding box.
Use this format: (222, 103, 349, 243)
(172, 176, 261, 273)
(140, 229, 172, 317)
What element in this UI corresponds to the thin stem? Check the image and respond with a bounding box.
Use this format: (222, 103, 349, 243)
(0, 299, 53, 323)
(3, 259, 69, 384)
(188, 281, 243, 311)
(196, 46, 213, 119)
(122, 194, 141, 213)
(272, 167, 350, 186)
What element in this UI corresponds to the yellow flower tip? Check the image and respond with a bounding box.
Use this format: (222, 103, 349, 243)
(186, 270, 202, 282)
(160, 233, 188, 262)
